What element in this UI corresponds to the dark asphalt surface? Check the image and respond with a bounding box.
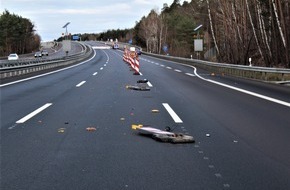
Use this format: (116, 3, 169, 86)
(1, 42, 290, 190)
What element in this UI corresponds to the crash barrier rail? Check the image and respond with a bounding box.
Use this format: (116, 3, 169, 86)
(103, 41, 290, 82)
(0, 42, 93, 79)
(142, 52, 290, 82)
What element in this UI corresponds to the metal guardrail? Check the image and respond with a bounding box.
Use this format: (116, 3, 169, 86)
(102, 41, 290, 82)
(143, 52, 290, 82)
(0, 42, 93, 79)
(0, 42, 87, 68)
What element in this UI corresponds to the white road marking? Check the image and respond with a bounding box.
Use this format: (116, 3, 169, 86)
(100, 67, 103, 70)
(92, 46, 110, 49)
(147, 56, 290, 108)
(160, 64, 165, 67)
(139, 72, 143, 76)
(76, 81, 86, 87)
(185, 73, 195, 77)
(16, 103, 52, 124)
(104, 64, 107, 66)
(147, 81, 153, 87)
(155, 63, 159, 66)
(93, 72, 98, 76)
(166, 67, 172, 69)
(101, 49, 110, 63)
(192, 67, 290, 108)
(162, 103, 183, 123)
(174, 69, 182, 73)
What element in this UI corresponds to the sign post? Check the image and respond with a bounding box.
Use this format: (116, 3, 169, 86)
(194, 24, 203, 59)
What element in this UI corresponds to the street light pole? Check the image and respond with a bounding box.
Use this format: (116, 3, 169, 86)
(62, 22, 70, 40)
(62, 22, 71, 56)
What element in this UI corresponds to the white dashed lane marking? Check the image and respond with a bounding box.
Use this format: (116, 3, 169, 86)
(147, 81, 153, 87)
(76, 81, 86, 87)
(162, 103, 183, 123)
(16, 103, 53, 124)
(185, 73, 195, 77)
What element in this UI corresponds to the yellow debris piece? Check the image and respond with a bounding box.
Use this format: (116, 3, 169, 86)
(131, 124, 143, 130)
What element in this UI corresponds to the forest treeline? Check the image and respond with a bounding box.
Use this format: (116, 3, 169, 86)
(93, 0, 290, 68)
(0, 10, 41, 56)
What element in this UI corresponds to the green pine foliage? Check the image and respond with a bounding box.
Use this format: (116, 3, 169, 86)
(0, 10, 41, 56)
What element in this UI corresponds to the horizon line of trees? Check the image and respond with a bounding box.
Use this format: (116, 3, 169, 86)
(0, 10, 41, 57)
(92, 0, 289, 68)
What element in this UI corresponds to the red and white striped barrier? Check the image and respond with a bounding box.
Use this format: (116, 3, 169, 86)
(123, 47, 140, 75)
(134, 58, 140, 75)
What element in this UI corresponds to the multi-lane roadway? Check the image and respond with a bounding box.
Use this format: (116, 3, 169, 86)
(1, 41, 290, 190)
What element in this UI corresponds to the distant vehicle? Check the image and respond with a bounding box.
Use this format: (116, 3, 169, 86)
(34, 52, 42, 58)
(41, 50, 48, 56)
(8, 53, 19, 60)
(113, 43, 119, 49)
(136, 48, 142, 55)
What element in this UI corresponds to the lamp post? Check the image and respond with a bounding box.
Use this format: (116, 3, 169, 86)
(62, 22, 71, 56)
(62, 22, 70, 40)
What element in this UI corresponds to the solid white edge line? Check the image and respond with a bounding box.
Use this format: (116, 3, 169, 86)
(101, 49, 110, 63)
(162, 103, 183, 123)
(16, 103, 52, 124)
(192, 67, 290, 108)
(144, 55, 290, 108)
(0, 49, 97, 88)
(76, 81, 86, 87)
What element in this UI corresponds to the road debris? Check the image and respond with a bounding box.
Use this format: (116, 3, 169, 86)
(86, 127, 96, 131)
(126, 84, 150, 91)
(151, 109, 159, 113)
(137, 79, 148, 83)
(132, 124, 195, 144)
(58, 128, 66, 133)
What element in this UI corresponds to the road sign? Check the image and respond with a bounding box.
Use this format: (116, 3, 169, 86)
(163, 45, 168, 53)
(72, 35, 79, 40)
(194, 39, 203, 52)
(62, 40, 71, 52)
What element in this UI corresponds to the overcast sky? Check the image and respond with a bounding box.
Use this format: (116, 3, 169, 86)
(1, 0, 187, 42)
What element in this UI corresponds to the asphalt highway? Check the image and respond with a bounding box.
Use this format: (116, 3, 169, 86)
(1, 41, 290, 190)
